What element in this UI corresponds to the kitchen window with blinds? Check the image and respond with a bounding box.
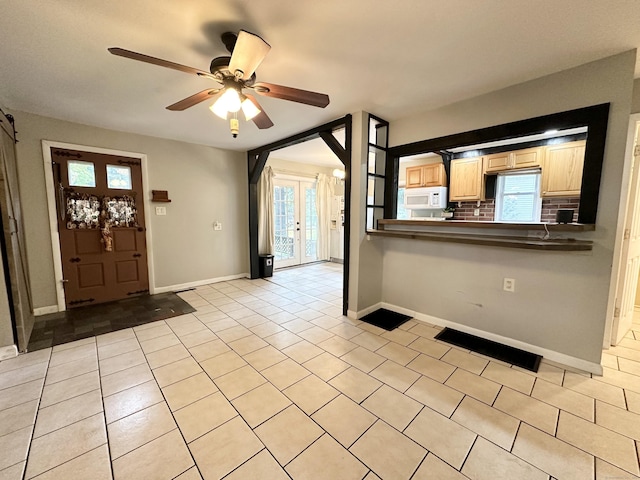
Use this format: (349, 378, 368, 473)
(494, 171, 542, 222)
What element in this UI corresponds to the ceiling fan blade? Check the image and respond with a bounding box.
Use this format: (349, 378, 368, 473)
(254, 82, 329, 108)
(108, 47, 215, 79)
(228, 30, 271, 81)
(166, 89, 221, 111)
(244, 94, 274, 129)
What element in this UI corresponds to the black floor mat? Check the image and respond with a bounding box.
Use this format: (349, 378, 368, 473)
(360, 308, 412, 331)
(27, 292, 195, 352)
(435, 327, 542, 372)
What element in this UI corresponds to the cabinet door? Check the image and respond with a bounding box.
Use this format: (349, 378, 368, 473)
(450, 157, 484, 201)
(484, 152, 511, 172)
(423, 163, 445, 187)
(512, 147, 542, 169)
(541, 141, 585, 197)
(405, 166, 424, 188)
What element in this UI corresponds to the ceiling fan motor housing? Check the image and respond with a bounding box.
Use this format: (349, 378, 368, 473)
(209, 56, 256, 86)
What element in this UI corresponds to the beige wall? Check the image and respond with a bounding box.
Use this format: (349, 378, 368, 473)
(632, 78, 640, 114)
(12, 111, 248, 310)
(372, 51, 636, 366)
(349, 111, 383, 315)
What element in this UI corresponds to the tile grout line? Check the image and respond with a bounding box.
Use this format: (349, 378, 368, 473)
(23, 344, 110, 480)
(98, 333, 138, 480)
(5, 348, 52, 480)
(133, 324, 205, 480)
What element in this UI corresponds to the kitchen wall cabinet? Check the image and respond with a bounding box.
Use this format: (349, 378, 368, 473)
(541, 140, 585, 197)
(450, 156, 484, 201)
(484, 147, 542, 173)
(406, 163, 446, 188)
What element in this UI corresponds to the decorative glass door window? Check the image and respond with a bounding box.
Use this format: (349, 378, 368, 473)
(67, 160, 96, 187)
(106, 165, 133, 190)
(495, 172, 542, 222)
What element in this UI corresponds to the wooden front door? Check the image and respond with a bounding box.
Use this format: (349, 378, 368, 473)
(51, 148, 148, 308)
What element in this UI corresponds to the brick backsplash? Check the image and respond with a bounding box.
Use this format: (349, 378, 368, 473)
(451, 197, 580, 223)
(541, 197, 580, 223)
(452, 199, 495, 221)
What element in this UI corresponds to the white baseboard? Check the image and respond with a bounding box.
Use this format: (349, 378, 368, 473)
(347, 302, 383, 321)
(34, 305, 60, 316)
(380, 302, 603, 376)
(0, 344, 18, 360)
(154, 273, 250, 294)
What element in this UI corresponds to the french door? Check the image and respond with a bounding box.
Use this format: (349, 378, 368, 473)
(273, 179, 318, 268)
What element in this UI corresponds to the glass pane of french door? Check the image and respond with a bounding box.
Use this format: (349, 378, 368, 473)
(303, 183, 318, 263)
(273, 182, 298, 266)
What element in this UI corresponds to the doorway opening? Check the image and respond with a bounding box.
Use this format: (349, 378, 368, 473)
(247, 115, 351, 315)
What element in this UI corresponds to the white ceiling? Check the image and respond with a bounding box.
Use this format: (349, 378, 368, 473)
(1, 0, 640, 155)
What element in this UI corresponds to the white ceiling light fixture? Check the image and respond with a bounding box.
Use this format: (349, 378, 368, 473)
(333, 168, 346, 179)
(210, 86, 242, 119)
(208, 83, 259, 137)
(241, 95, 261, 121)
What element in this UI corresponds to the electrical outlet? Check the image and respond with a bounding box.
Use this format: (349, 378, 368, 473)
(503, 278, 515, 292)
(213, 222, 222, 231)
(155, 207, 166, 216)
(473, 208, 480, 216)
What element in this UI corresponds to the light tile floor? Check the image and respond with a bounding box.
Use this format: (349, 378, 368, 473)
(1, 262, 640, 479)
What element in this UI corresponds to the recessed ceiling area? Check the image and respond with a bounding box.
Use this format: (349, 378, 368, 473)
(1, 1, 640, 153)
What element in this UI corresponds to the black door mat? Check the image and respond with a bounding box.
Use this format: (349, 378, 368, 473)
(434, 327, 542, 372)
(360, 308, 412, 331)
(27, 292, 196, 352)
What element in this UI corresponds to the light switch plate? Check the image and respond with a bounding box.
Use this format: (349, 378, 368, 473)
(155, 206, 166, 216)
(214, 222, 222, 231)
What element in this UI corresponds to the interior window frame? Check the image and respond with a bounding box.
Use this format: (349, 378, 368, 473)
(494, 170, 542, 223)
(387, 103, 610, 225)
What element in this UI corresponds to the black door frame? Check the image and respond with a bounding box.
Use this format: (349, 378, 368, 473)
(247, 114, 352, 315)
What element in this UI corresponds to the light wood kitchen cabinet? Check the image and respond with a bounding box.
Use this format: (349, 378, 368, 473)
(450, 156, 484, 201)
(484, 147, 542, 173)
(541, 140, 585, 197)
(406, 163, 446, 188)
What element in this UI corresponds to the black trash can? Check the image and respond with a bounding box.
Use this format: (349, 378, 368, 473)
(259, 254, 274, 278)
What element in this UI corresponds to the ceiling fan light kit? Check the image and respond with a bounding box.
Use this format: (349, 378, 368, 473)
(109, 29, 330, 138)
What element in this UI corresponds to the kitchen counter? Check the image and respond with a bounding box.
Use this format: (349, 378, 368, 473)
(378, 219, 595, 232)
(374, 219, 594, 251)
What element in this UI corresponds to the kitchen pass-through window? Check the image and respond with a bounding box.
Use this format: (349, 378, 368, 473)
(494, 171, 542, 222)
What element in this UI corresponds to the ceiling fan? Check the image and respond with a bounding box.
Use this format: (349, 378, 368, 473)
(108, 30, 330, 138)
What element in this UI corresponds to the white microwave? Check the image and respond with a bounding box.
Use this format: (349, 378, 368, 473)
(404, 186, 448, 209)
